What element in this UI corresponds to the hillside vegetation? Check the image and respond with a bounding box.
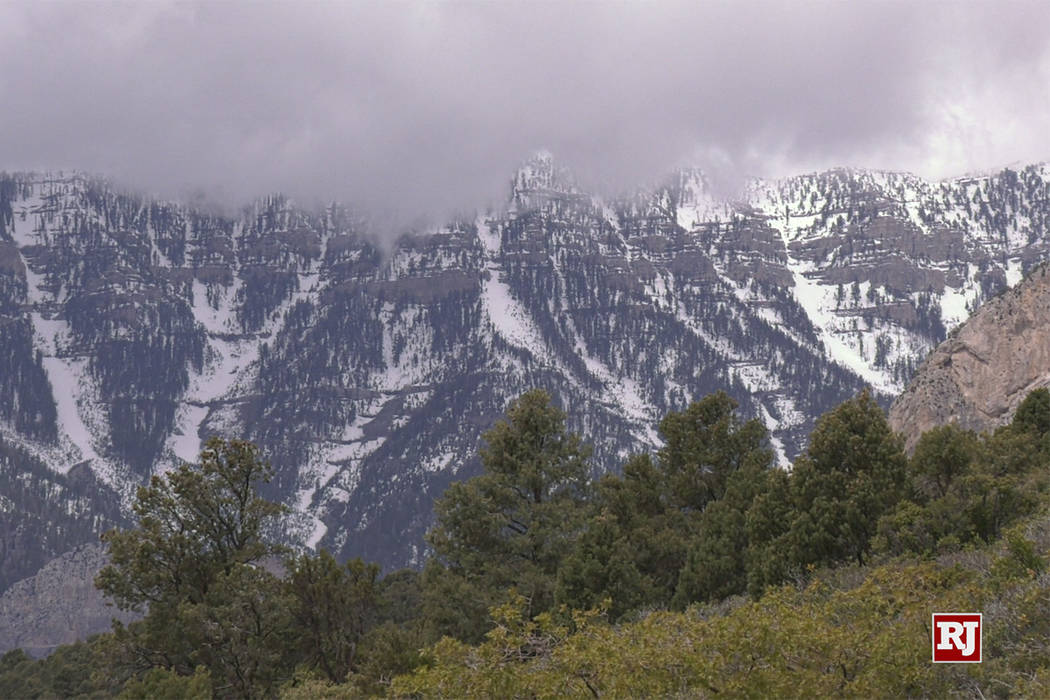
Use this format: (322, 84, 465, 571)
(3, 387, 1050, 698)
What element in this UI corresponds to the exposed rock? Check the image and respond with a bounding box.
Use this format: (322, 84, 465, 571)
(889, 264, 1050, 450)
(0, 543, 137, 657)
(4, 161, 1050, 572)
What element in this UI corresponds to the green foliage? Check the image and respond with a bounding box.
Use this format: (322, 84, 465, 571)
(394, 520, 1050, 699)
(348, 621, 428, 697)
(877, 389, 1050, 561)
(286, 550, 380, 683)
(748, 390, 909, 594)
(118, 665, 212, 699)
(96, 437, 293, 697)
(279, 674, 360, 699)
(990, 524, 1047, 585)
(587, 454, 687, 603)
(425, 389, 593, 639)
(910, 423, 978, 499)
(657, 390, 771, 510)
(559, 393, 774, 615)
(11, 386, 1050, 698)
(554, 511, 651, 619)
(675, 457, 783, 606)
(97, 437, 286, 612)
(1013, 387, 1050, 437)
(0, 637, 116, 699)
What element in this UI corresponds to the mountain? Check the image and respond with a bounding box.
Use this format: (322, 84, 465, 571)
(2, 156, 1050, 582)
(889, 262, 1050, 450)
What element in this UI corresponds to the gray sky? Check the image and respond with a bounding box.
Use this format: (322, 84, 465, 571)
(1, 1, 1049, 221)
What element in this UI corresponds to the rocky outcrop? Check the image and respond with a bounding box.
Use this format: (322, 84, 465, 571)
(0, 543, 137, 656)
(889, 264, 1050, 450)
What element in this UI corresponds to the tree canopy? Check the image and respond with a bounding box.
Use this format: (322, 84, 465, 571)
(7, 387, 1050, 698)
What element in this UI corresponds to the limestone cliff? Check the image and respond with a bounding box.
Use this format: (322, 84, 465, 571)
(0, 543, 137, 656)
(889, 264, 1050, 450)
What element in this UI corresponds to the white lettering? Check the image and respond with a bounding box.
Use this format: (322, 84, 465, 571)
(937, 620, 979, 656)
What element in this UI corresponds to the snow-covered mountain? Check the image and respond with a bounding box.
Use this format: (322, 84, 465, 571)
(2, 156, 1049, 579)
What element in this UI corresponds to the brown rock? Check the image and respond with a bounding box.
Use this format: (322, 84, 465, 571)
(889, 264, 1050, 450)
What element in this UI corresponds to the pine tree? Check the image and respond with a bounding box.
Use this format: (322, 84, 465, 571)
(561, 393, 774, 613)
(423, 389, 593, 640)
(96, 437, 293, 697)
(747, 390, 909, 595)
(286, 550, 380, 683)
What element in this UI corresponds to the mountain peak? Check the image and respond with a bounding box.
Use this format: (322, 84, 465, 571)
(509, 150, 579, 209)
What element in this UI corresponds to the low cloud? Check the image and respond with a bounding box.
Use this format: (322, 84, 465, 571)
(1, 1, 1048, 226)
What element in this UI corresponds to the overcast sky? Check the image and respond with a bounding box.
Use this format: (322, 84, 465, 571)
(1, 1, 1048, 221)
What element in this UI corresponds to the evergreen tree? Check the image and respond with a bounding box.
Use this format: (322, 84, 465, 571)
(748, 390, 909, 594)
(657, 391, 771, 511)
(910, 423, 978, 499)
(1012, 387, 1050, 437)
(423, 389, 593, 640)
(560, 392, 774, 614)
(555, 510, 651, 619)
(286, 550, 380, 683)
(674, 458, 780, 606)
(96, 437, 293, 697)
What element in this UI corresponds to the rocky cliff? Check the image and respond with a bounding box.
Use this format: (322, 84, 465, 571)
(2, 157, 1050, 581)
(0, 543, 136, 656)
(889, 263, 1050, 449)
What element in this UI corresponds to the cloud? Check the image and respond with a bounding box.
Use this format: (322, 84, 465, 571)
(1, 1, 1048, 225)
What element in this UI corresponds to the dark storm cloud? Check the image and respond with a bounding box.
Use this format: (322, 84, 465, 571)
(1, 1, 1048, 224)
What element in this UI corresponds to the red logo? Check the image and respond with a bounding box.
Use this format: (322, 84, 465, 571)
(932, 613, 982, 663)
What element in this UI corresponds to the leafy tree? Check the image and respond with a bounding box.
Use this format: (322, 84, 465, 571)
(877, 389, 1050, 559)
(1013, 387, 1050, 437)
(424, 389, 592, 640)
(97, 437, 286, 611)
(374, 568, 422, 626)
(350, 621, 428, 697)
(177, 564, 293, 697)
(118, 665, 212, 700)
(394, 560, 997, 699)
(910, 424, 978, 499)
(0, 636, 117, 699)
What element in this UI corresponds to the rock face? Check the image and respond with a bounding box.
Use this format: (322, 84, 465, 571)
(2, 158, 1050, 577)
(0, 543, 137, 656)
(889, 264, 1050, 450)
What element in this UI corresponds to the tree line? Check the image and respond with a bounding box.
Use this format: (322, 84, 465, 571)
(2, 385, 1050, 697)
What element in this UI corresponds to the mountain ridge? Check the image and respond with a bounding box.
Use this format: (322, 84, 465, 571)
(2, 155, 1049, 579)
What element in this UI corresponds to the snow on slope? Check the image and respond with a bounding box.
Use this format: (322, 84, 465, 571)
(479, 212, 663, 448)
(477, 216, 554, 363)
(9, 192, 101, 471)
(7, 163, 1050, 567)
(786, 260, 896, 393)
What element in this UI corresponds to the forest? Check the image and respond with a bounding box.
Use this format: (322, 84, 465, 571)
(3, 386, 1050, 698)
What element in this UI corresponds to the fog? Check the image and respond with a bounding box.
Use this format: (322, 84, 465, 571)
(1, 1, 1048, 224)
